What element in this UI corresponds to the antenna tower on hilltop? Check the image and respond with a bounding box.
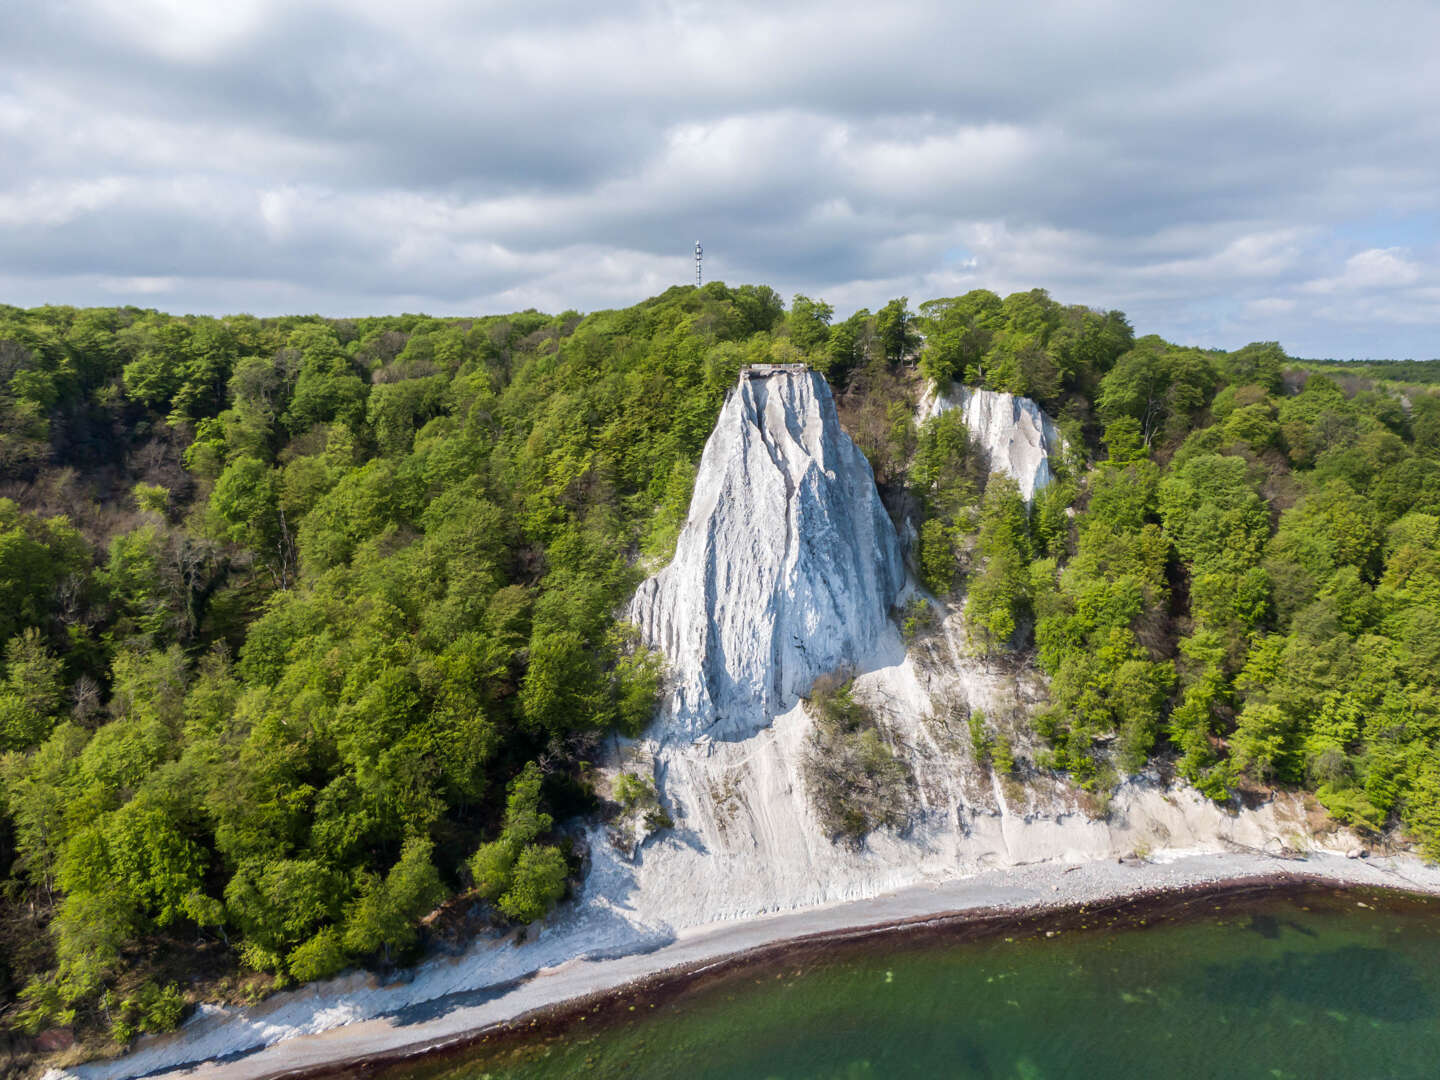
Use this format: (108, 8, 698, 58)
(695, 240, 703, 287)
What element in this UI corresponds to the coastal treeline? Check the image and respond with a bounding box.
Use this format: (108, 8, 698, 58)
(2, 284, 1440, 1055)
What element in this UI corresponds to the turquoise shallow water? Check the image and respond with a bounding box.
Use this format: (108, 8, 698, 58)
(386, 886, 1440, 1080)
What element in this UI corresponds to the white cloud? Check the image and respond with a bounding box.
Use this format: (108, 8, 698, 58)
(89, 0, 274, 62)
(1300, 247, 1425, 294)
(0, 178, 130, 227)
(97, 275, 179, 294)
(1245, 297, 1297, 317)
(1144, 229, 1310, 282)
(842, 125, 1040, 199)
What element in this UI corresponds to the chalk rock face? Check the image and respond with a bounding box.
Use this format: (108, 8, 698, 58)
(629, 367, 904, 742)
(919, 385, 1062, 503)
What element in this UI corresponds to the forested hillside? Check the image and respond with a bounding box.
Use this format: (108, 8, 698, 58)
(0, 285, 791, 1047)
(2, 284, 1439, 1058)
(912, 294, 1440, 833)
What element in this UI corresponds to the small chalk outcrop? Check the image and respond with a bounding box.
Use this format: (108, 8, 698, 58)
(919, 385, 1062, 503)
(629, 366, 904, 741)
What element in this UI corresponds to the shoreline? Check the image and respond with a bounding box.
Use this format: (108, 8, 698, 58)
(68, 847, 1440, 1080)
(288, 873, 1432, 1080)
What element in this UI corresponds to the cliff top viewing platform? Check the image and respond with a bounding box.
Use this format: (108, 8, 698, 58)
(742, 363, 809, 378)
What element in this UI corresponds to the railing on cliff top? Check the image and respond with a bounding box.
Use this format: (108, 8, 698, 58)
(742, 363, 809, 378)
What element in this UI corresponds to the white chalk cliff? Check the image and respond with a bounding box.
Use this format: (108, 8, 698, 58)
(611, 367, 1039, 916)
(629, 367, 904, 740)
(919, 384, 1062, 503)
(607, 370, 1069, 923)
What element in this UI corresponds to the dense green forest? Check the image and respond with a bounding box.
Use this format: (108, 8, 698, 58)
(1305, 357, 1440, 384)
(2, 284, 1439, 1057)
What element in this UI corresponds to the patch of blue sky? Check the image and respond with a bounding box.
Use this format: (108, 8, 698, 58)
(1330, 212, 1439, 253)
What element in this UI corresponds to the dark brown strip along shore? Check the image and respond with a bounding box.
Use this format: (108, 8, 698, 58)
(279, 875, 1438, 1080)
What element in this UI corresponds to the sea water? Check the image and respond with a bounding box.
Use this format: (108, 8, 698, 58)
(386, 886, 1440, 1080)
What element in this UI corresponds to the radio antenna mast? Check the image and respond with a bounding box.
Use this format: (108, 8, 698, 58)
(695, 240, 702, 287)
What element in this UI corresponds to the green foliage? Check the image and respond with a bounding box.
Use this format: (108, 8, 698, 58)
(109, 980, 186, 1044)
(103, 794, 209, 926)
(619, 780, 671, 831)
(899, 595, 936, 642)
(286, 926, 349, 983)
(911, 411, 977, 517)
(1098, 336, 1217, 447)
(968, 710, 993, 768)
(1222, 342, 1287, 392)
(643, 459, 697, 560)
(1406, 760, 1440, 860)
(15, 977, 74, 1036)
(917, 291, 1003, 388)
(282, 326, 367, 433)
(918, 519, 956, 595)
(909, 409, 984, 598)
(49, 891, 139, 1002)
(611, 634, 665, 738)
(0, 500, 90, 647)
(965, 478, 1033, 650)
(497, 845, 569, 923)
(133, 482, 170, 516)
(992, 733, 1016, 776)
(0, 629, 64, 750)
(1230, 703, 1293, 783)
(786, 294, 833, 355)
(875, 298, 919, 365)
(469, 839, 518, 903)
(341, 836, 445, 960)
(466, 763, 569, 922)
(521, 629, 605, 732)
(801, 676, 912, 843)
(1158, 454, 1270, 576)
(0, 290, 768, 1038)
(224, 858, 348, 966)
(1015, 328, 1440, 825)
(613, 771, 657, 811)
(211, 456, 286, 573)
(917, 290, 1131, 408)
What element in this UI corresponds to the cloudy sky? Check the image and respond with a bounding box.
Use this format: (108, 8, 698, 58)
(2, 0, 1438, 358)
